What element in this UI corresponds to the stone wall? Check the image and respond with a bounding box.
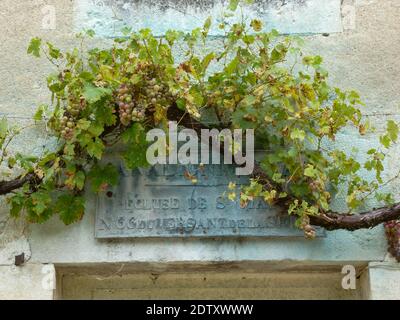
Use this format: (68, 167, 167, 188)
(1, 0, 400, 299)
(0, 264, 55, 300)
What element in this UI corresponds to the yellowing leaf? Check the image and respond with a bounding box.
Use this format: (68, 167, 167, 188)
(250, 19, 262, 32)
(290, 128, 306, 141)
(304, 165, 318, 178)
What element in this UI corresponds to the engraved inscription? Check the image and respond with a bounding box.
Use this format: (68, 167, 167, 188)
(95, 160, 326, 238)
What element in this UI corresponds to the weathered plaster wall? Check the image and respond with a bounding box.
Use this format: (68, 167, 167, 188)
(0, 264, 55, 300)
(0, 0, 400, 298)
(59, 270, 362, 299)
(74, 0, 343, 36)
(360, 262, 400, 300)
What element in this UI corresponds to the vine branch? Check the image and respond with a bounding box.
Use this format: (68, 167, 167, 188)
(166, 104, 400, 232)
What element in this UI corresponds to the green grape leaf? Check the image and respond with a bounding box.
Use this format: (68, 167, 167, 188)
(56, 194, 85, 225)
(88, 163, 119, 192)
(8, 193, 26, 218)
(228, 0, 239, 11)
(290, 128, 306, 141)
(87, 138, 105, 159)
(304, 165, 318, 178)
(46, 42, 61, 59)
(387, 120, 399, 142)
(27, 37, 42, 57)
(75, 171, 86, 190)
(0, 117, 8, 138)
(122, 123, 149, 169)
(83, 84, 112, 103)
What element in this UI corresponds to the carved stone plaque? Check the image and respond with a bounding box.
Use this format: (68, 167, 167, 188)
(95, 160, 326, 238)
(74, 0, 342, 37)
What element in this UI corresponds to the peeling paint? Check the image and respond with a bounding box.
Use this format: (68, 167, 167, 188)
(94, 0, 308, 12)
(74, 0, 343, 37)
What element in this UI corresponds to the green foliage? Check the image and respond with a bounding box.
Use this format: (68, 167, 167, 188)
(88, 163, 119, 192)
(27, 38, 42, 57)
(121, 123, 149, 170)
(83, 84, 112, 104)
(56, 194, 85, 225)
(0, 118, 7, 137)
(1, 3, 397, 235)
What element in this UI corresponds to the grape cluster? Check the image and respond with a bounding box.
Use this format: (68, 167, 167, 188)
(116, 84, 135, 126)
(135, 76, 175, 113)
(60, 115, 75, 140)
(304, 224, 316, 240)
(115, 74, 177, 126)
(116, 84, 145, 126)
(56, 96, 87, 140)
(66, 96, 86, 117)
(385, 220, 400, 261)
(144, 78, 173, 107)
